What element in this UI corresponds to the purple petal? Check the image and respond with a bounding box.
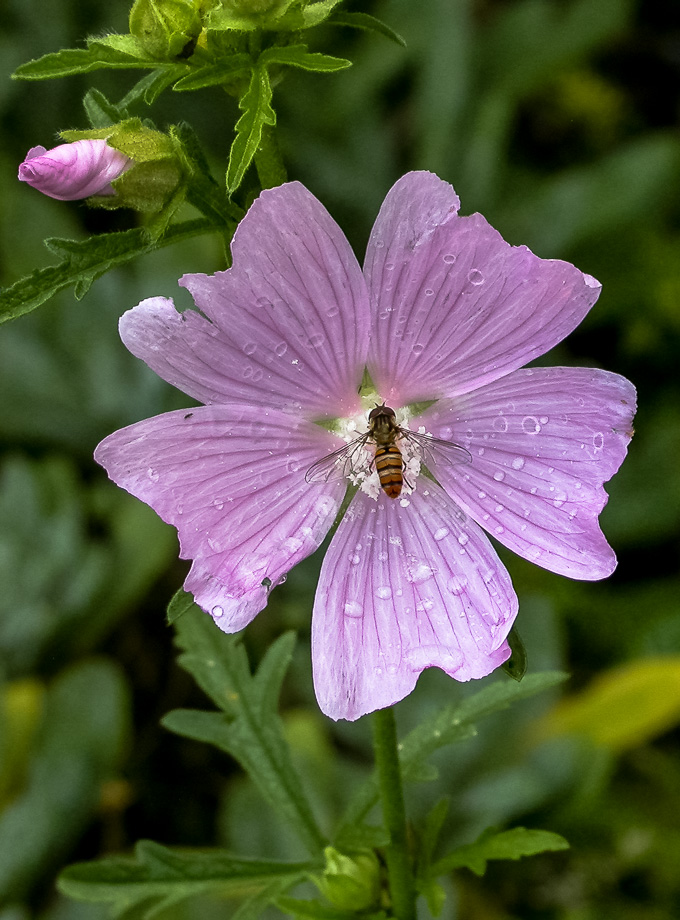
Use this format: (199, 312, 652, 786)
(17, 139, 131, 201)
(169, 182, 371, 418)
(95, 405, 346, 628)
(312, 483, 515, 721)
(418, 367, 636, 579)
(364, 171, 601, 405)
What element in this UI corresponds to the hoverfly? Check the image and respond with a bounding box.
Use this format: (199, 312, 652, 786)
(305, 404, 470, 499)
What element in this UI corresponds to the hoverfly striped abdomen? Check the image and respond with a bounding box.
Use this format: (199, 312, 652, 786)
(374, 442, 403, 498)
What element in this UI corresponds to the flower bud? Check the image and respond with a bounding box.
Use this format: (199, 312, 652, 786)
(18, 139, 132, 201)
(315, 847, 381, 911)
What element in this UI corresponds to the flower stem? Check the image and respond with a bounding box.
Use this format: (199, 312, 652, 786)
(372, 707, 417, 920)
(254, 123, 287, 190)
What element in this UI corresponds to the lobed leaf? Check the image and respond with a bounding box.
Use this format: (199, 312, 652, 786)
(165, 596, 327, 855)
(0, 219, 213, 324)
(431, 827, 569, 877)
(12, 39, 158, 80)
(260, 45, 352, 73)
(58, 840, 311, 917)
(226, 64, 276, 195)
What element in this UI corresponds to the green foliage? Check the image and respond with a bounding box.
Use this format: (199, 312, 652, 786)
(226, 63, 276, 194)
(431, 826, 569, 877)
(0, 219, 212, 323)
(163, 594, 328, 856)
(0, 660, 130, 904)
(58, 840, 312, 917)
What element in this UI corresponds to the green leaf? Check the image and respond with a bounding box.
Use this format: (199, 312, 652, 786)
(328, 11, 406, 47)
(276, 895, 386, 919)
(12, 39, 158, 80)
(0, 660, 130, 902)
(431, 827, 569, 878)
(337, 673, 567, 836)
(0, 219, 213, 324)
(226, 64, 276, 195)
(172, 55, 252, 91)
(260, 45, 352, 73)
(83, 88, 126, 128)
(164, 596, 327, 855)
(121, 65, 192, 106)
(58, 839, 312, 916)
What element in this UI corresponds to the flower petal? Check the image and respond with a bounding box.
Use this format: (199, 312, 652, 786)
(364, 171, 601, 404)
(17, 139, 131, 200)
(419, 367, 636, 579)
(312, 483, 515, 721)
(169, 182, 370, 418)
(95, 405, 346, 628)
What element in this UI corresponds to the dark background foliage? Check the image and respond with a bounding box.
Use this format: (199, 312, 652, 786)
(1, 0, 680, 917)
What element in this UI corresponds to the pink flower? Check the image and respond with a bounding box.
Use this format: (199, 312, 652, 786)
(94, 172, 636, 721)
(18, 139, 132, 201)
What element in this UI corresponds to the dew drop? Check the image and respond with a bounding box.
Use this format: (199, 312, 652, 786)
(407, 561, 435, 584)
(350, 554, 361, 565)
(495, 525, 505, 535)
(512, 457, 525, 470)
(424, 288, 434, 296)
(434, 527, 449, 541)
(522, 416, 541, 435)
(412, 343, 425, 356)
(593, 432, 604, 450)
(494, 504, 504, 513)
(376, 585, 393, 599)
(378, 550, 388, 562)
(443, 253, 456, 264)
(478, 491, 487, 499)
(344, 600, 363, 618)
(458, 533, 469, 546)
(326, 305, 339, 318)
(147, 467, 159, 482)
(448, 575, 469, 595)
(467, 268, 484, 285)
(375, 239, 385, 249)
(493, 470, 505, 482)
(493, 416, 508, 432)
(540, 416, 549, 425)
(212, 498, 224, 510)
(306, 333, 325, 349)
(399, 497, 411, 508)
(243, 342, 256, 355)
(211, 605, 224, 618)
(274, 342, 287, 357)
(256, 297, 272, 309)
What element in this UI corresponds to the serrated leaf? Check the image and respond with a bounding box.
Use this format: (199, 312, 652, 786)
(260, 45, 352, 73)
(329, 11, 406, 47)
(226, 64, 275, 195)
(166, 597, 326, 855)
(337, 673, 566, 836)
(431, 827, 569, 878)
(58, 839, 312, 917)
(172, 55, 251, 91)
(0, 219, 213, 324)
(12, 41, 157, 80)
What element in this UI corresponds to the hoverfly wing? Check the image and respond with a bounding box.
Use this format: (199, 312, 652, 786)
(305, 434, 372, 484)
(398, 428, 472, 470)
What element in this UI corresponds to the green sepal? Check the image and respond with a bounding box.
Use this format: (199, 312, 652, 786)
(0, 219, 212, 324)
(501, 625, 528, 681)
(312, 847, 381, 912)
(57, 839, 313, 916)
(226, 63, 276, 195)
(260, 45, 351, 73)
(163, 594, 327, 855)
(328, 11, 406, 47)
(430, 826, 569, 877)
(129, 0, 203, 60)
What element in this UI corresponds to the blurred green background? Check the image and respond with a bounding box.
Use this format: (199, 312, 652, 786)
(1, 0, 680, 917)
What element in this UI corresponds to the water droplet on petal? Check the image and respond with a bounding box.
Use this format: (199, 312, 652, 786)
(457, 533, 469, 546)
(493, 416, 508, 432)
(540, 416, 549, 425)
(211, 605, 224, 618)
(412, 343, 425, 356)
(443, 253, 456, 264)
(350, 554, 361, 565)
(424, 288, 434, 296)
(407, 561, 435, 584)
(243, 342, 256, 355)
(593, 432, 604, 450)
(493, 470, 505, 482)
(448, 575, 469, 595)
(256, 297, 271, 309)
(376, 585, 393, 599)
(434, 527, 449, 541)
(344, 600, 363, 618)
(512, 457, 525, 470)
(522, 416, 541, 435)
(306, 333, 325, 349)
(467, 268, 484, 285)
(274, 342, 287, 357)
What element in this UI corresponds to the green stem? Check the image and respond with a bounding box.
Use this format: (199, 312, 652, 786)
(254, 122, 287, 189)
(372, 707, 417, 920)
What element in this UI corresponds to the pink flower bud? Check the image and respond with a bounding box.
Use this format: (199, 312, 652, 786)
(18, 139, 132, 201)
